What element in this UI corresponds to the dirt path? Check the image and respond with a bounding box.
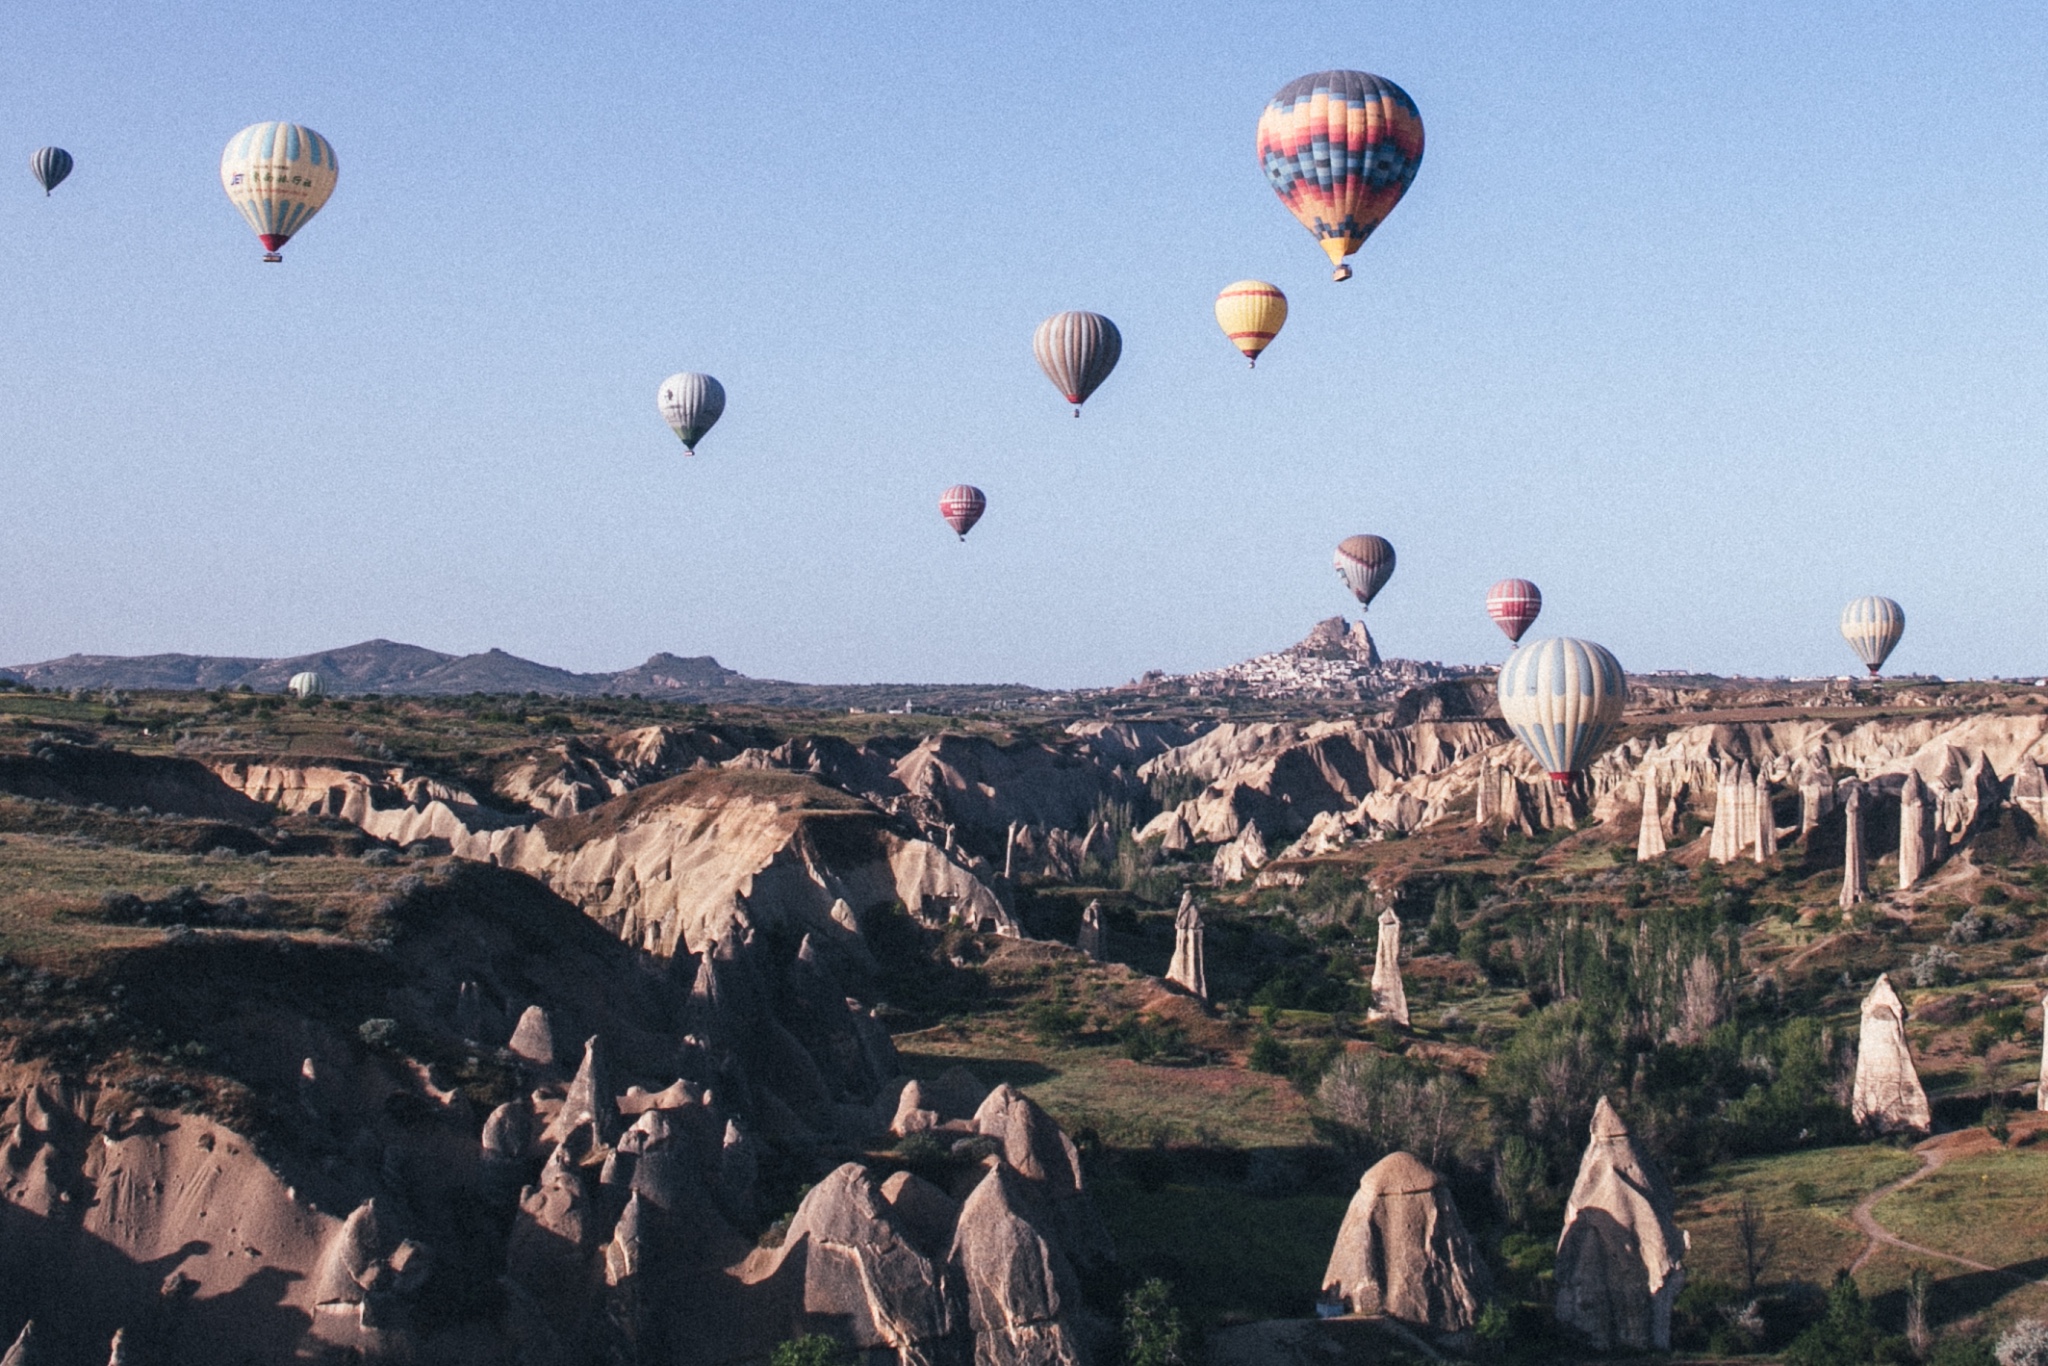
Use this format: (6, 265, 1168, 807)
(1848, 1135, 2028, 1280)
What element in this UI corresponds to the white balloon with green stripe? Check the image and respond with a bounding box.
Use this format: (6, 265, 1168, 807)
(288, 671, 325, 699)
(1497, 636, 1627, 790)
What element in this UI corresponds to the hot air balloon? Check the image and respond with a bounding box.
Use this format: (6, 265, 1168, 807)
(658, 373, 726, 454)
(30, 148, 72, 196)
(1333, 535, 1396, 611)
(1840, 596, 1904, 677)
(1257, 70, 1424, 282)
(1033, 312, 1121, 415)
(1214, 281, 1288, 366)
(287, 671, 325, 699)
(220, 123, 338, 262)
(940, 485, 987, 540)
(1498, 637, 1627, 791)
(1486, 579, 1542, 645)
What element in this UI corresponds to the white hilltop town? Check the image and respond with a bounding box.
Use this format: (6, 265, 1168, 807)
(1120, 616, 1481, 703)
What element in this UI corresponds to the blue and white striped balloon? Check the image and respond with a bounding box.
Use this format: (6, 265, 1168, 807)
(220, 122, 338, 262)
(1497, 636, 1627, 788)
(30, 147, 73, 196)
(1840, 596, 1904, 677)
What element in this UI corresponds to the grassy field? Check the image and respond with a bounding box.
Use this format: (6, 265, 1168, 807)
(1676, 1143, 1921, 1289)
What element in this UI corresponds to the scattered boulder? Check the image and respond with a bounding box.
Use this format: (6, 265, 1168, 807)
(1852, 974, 1930, 1134)
(509, 1005, 559, 1068)
(1320, 1151, 1487, 1332)
(1553, 1097, 1687, 1352)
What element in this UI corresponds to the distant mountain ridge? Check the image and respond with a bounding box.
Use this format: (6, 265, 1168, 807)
(2, 639, 1046, 709)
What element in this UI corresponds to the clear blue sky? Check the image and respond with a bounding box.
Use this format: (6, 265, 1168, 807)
(2, 1, 2043, 686)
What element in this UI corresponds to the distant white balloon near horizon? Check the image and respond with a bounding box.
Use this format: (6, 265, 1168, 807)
(1840, 596, 1905, 677)
(658, 372, 726, 455)
(287, 671, 325, 699)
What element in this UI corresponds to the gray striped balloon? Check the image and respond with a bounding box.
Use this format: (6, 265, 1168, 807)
(1033, 311, 1121, 416)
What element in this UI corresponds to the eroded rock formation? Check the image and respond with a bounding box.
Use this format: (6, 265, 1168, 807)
(1320, 1151, 1487, 1332)
(1077, 901, 1106, 962)
(1166, 892, 1207, 1000)
(1367, 908, 1408, 1026)
(1636, 772, 1666, 861)
(1852, 974, 1930, 1134)
(1841, 781, 1867, 909)
(1554, 1097, 1687, 1352)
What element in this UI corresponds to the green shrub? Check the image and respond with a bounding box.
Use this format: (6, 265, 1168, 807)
(1122, 1278, 1192, 1366)
(1247, 1031, 1291, 1075)
(771, 1334, 847, 1366)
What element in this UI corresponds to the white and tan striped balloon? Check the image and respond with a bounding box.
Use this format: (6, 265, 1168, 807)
(1839, 596, 1904, 676)
(1497, 636, 1627, 787)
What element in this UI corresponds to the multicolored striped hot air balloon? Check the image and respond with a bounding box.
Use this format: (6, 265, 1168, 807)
(939, 485, 987, 540)
(1257, 70, 1423, 282)
(1033, 311, 1121, 415)
(1333, 534, 1396, 611)
(1498, 637, 1627, 791)
(1840, 596, 1904, 677)
(30, 148, 73, 196)
(1214, 280, 1288, 366)
(1486, 579, 1543, 645)
(220, 123, 338, 262)
(658, 373, 726, 454)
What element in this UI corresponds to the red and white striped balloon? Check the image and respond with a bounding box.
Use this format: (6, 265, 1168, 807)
(939, 485, 987, 540)
(1485, 578, 1542, 645)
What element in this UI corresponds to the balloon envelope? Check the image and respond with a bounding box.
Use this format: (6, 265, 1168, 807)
(1333, 535, 1396, 610)
(658, 373, 726, 454)
(939, 485, 987, 540)
(1486, 579, 1543, 644)
(30, 147, 72, 196)
(220, 123, 338, 262)
(1497, 637, 1627, 788)
(287, 671, 325, 699)
(1840, 596, 1904, 676)
(1257, 70, 1423, 281)
(1214, 281, 1287, 366)
(1033, 312, 1121, 414)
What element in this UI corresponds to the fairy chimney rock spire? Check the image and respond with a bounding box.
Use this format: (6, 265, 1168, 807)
(1899, 771, 1930, 890)
(1708, 761, 1739, 863)
(1752, 768, 1777, 862)
(1367, 908, 1408, 1026)
(1636, 771, 1667, 862)
(2037, 992, 2048, 1113)
(1840, 781, 1867, 910)
(1166, 891, 1207, 1000)
(1475, 759, 1497, 827)
(1851, 974, 1930, 1134)
(1554, 1097, 1688, 1352)
(1077, 900, 1106, 962)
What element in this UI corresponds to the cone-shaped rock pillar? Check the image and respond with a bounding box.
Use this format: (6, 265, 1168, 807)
(1852, 974, 1930, 1134)
(1840, 782, 1867, 909)
(1367, 908, 1408, 1026)
(1636, 772, 1666, 862)
(1554, 1098, 1688, 1352)
(1321, 1151, 1488, 1330)
(1166, 892, 1207, 1000)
